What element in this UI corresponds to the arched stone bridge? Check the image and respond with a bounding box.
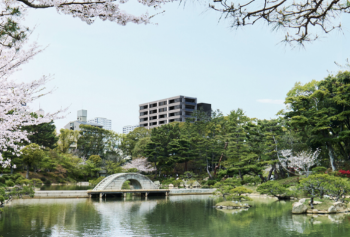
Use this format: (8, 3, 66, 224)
(93, 173, 158, 191)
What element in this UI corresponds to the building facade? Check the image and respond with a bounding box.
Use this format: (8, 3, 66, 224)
(123, 125, 140, 134)
(64, 110, 104, 131)
(139, 95, 211, 129)
(88, 117, 112, 130)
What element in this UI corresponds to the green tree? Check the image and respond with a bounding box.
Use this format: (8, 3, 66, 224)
(77, 125, 109, 158)
(119, 127, 151, 157)
(143, 123, 182, 174)
(132, 137, 151, 158)
(256, 181, 288, 200)
(56, 129, 80, 153)
(284, 72, 350, 171)
(231, 187, 253, 202)
(213, 178, 242, 201)
(22, 115, 58, 149)
(88, 155, 102, 166)
(21, 143, 45, 179)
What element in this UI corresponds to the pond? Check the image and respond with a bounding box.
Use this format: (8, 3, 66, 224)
(1, 195, 350, 237)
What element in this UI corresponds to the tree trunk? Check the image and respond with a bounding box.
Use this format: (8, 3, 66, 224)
(267, 166, 275, 181)
(326, 143, 336, 171)
(238, 170, 243, 180)
(207, 161, 213, 179)
(214, 142, 228, 176)
(26, 165, 29, 179)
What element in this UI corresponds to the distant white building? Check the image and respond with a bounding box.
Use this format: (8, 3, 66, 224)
(88, 117, 112, 130)
(123, 125, 139, 134)
(64, 110, 103, 131)
(35, 108, 45, 117)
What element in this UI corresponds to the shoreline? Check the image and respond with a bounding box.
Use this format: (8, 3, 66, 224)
(30, 188, 217, 198)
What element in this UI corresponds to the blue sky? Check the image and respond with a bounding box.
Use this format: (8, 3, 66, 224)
(14, 1, 350, 133)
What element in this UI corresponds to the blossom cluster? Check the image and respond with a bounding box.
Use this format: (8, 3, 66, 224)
(5, 0, 178, 26)
(123, 157, 156, 173)
(339, 169, 350, 178)
(279, 149, 321, 175)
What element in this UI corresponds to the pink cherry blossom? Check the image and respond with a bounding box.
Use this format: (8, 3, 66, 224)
(123, 157, 156, 173)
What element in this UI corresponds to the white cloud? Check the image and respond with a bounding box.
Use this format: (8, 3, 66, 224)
(256, 99, 284, 105)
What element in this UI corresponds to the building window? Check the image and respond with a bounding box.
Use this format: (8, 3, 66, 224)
(169, 105, 181, 110)
(159, 101, 167, 106)
(149, 103, 157, 108)
(185, 98, 195, 103)
(159, 107, 167, 112)
(140, 105, 148, 110)
(169, 98, 181, 104)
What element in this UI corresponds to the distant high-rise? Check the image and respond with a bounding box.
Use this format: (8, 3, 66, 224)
(64, 110, 103, 131)
(123, 125, 139, 134)
(77, 110, 87, 122)
(139, 95, 211, 129)
(88, 117, 112, 130)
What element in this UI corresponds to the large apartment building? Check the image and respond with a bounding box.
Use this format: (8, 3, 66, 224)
(139, 95, 211, 129)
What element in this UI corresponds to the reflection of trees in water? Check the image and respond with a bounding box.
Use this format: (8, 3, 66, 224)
(0, 199, 101, 237)
(92, 200, 158, 236)
(2, 196, 350, 237)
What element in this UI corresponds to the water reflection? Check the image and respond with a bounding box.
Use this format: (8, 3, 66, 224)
(1, 196, 350, 237)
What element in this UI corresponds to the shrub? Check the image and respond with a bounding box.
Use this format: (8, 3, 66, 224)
(30, 178, 43, 187)
(5, 180, 15, 187)
(0, 177, 5, 184)
(2, 175, 10, 180)
(89, 177, 104, 187)
(172, 179, 182, 187)
(243, 175, 261, 185)
(312, 167, 327, 174)
(207, 180, 217, 186)
(121, 180, 130, 189)
(44, 180, 52, 186)
(256, 181, 288, 198)
(9, 173, 22, 182)
(231, 187, 253, 202)
(126, 168, 138, 173)
(40, 177, 47, 182)
(0, 195, 5, 205)
(339, 169, 350, 178)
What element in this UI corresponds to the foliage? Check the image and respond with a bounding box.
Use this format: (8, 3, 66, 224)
(56, 129, 80, 153)
(119, 127, 151, 157)
(312, 167, 327, 174)
(105, 161, 124, 175)
(126, 168, 138, 173)
(298, 174, 350, 203)
(89, 176, 105, 188)
(5, 180, 15, 187)
(284, 72, 350, 171)
(88, 155, 102, 166)
(22, 118, 58, 150)
(20, 143, 46, 178)
(213, 178, 242, 201)
(256, 181, 288, 198)
(231, 187, 253, 202)
(121, 180, 130, 189)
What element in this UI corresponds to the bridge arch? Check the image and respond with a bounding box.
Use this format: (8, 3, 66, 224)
(93, 173, 158, 191)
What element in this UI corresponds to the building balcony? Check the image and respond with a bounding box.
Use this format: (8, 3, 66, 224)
(184, 102, 196, 106)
